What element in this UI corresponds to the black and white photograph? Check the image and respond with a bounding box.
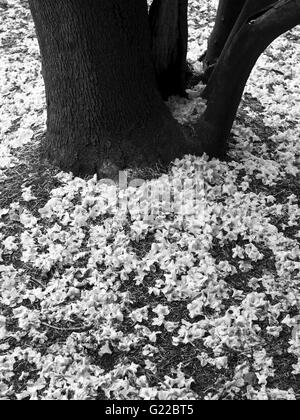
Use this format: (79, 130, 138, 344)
(0, 0, 299, 403)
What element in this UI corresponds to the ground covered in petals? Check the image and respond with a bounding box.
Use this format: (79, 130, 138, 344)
(0, 0, 299, 400)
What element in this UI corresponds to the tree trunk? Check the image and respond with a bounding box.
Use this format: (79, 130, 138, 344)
(203, 0, 246, 82)
(204, 0, 281, 97)
(29, 0, 194, 177)
(149, 0, 188, 99)
(225, 0, 278, 45)
(198, 0, 300, 157)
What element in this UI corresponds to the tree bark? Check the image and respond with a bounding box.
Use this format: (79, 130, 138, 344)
(149, 0, 188, 99)
(225, 0, 279, 45)
(29, 0, 195, 177)
(199, 0, 300, 157)
(204, 0, 281, 98)
(203, 0, 246, 82)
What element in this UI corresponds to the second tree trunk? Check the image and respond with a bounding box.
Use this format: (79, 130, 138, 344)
(149, 0, 188, 99)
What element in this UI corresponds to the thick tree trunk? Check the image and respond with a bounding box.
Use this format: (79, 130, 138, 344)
(29, 0, 195, 177)
(203, 0, 246, 82)
(149, 0, 188, 99)
(199, 0, 300, 157)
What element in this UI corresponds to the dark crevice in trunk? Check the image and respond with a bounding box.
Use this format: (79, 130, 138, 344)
(149, 0, 188, 99)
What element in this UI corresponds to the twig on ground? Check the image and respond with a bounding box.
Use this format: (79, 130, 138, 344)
(40, 322, 94, 333)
